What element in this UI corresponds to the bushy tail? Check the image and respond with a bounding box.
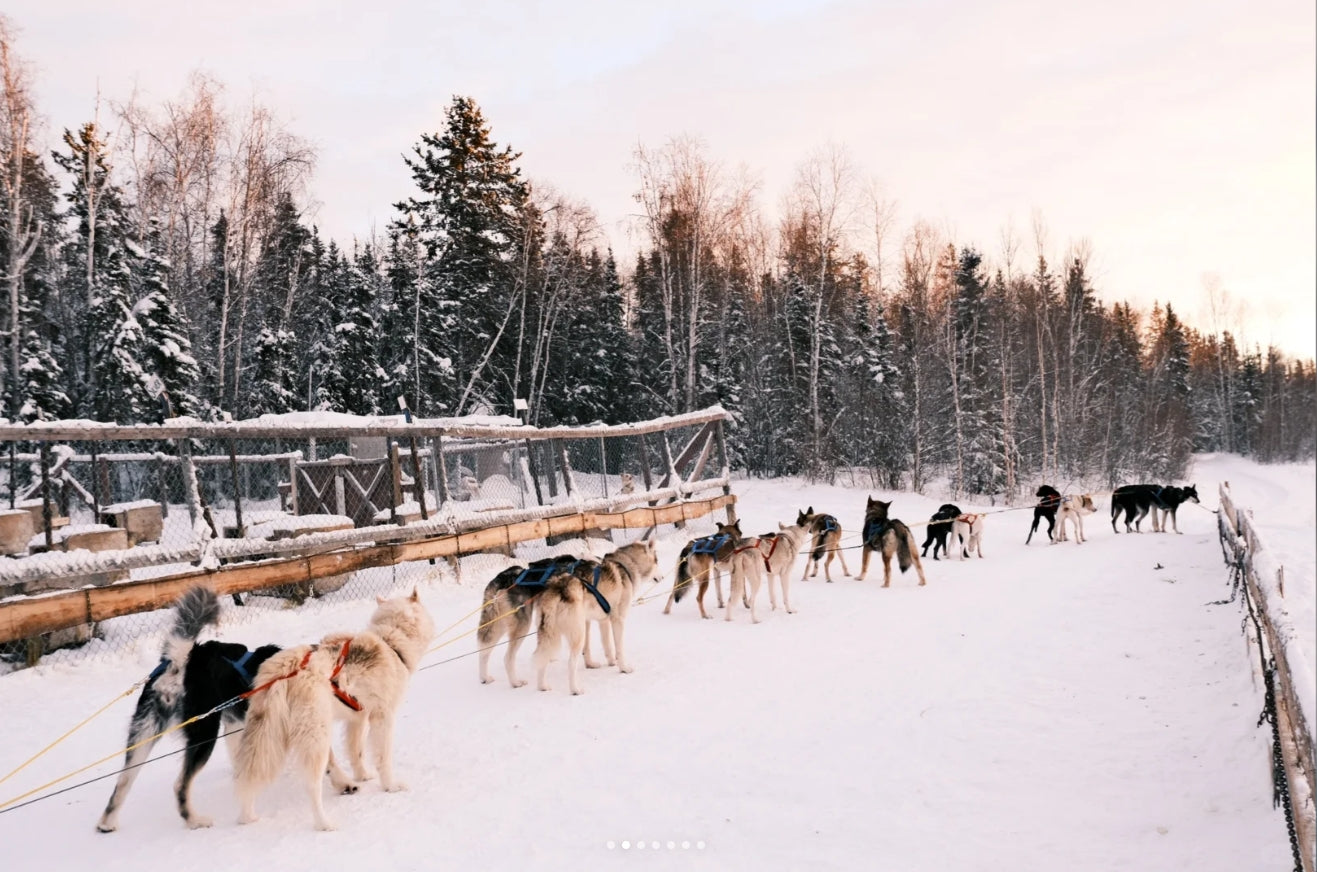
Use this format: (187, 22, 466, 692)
(896, 524, 915, 573)
(673, 546, 693, 604)
(537, 591, 563, 648)
(811, 533, 826, 563)
(477, 571, 517, 644)
(169, 586, 221, 647)
(233, 648, 303, 789)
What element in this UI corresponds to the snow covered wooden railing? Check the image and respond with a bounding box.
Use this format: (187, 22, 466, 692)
(0, 407, 736, 660)
(1218, 482, 1315, 872)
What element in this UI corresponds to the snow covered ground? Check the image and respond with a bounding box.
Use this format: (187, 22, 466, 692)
(0, 454, 1310, 871)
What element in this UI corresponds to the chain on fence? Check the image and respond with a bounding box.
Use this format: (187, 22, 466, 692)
(0, 411, 732, 674)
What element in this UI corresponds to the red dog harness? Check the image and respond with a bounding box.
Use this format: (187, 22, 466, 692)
(736, 534, 781, 571)
(329, 639, 363, 712)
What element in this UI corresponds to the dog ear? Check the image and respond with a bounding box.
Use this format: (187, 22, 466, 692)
(778, 521, 786, 530)
(377, 594, 387, 605)
(867, 496, 875, 507)
(411, 587, 420, 601)
(807, 506, 813, 515)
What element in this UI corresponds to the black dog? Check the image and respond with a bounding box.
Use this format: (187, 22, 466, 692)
(97, 587, 281, 832)
(1026, 485, 1062, 544)
(921, 503, 962, 560)
(1111, 483, 1200, 534)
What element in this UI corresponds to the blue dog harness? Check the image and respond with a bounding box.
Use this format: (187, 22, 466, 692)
(819, 516, 840, 534)
(226, 650, 257, 684)
(862, 518, 889, 547)
(148, 657, 170, 683)
(690, 534, 730, 555)
(581, 565, 612, 615)
(1149, 486, 1169, 509)
(513, 559, 580, 590)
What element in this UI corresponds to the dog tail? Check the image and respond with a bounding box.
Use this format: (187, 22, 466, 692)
(477, 569, 518, 644)
(234, 647, 307, 789)
(153, 586, 222, 699)
(895, 523, 915, 573)
(673, 545, 693, 604)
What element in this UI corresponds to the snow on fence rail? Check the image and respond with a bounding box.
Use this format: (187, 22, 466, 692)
(1218, 482, 1315, 872)
(0, 407, 735, 669)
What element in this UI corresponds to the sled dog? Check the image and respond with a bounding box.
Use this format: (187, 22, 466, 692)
(664, 521, 743, 619)
(799, 508, 849, 581)
(97, 586, 280, 833)
(1026, 485, 1062, 544)
(729, 517, 809, 622)
(1111, 484, 1198, 534)
(233, 589, 435, 831)
(477, 554, 586, 687)
(1056, 494, 1097, 543)
(855, 498, 927, 587)
(534, 539, 660, 695)
(921, 503, 962, 560)
(952, 512, 986, 559)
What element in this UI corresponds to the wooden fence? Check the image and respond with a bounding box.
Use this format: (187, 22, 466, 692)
(1218, 482, 1315, 872)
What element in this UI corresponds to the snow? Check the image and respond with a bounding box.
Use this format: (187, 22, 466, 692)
(99, 500, 161, 514)
(0, 454, 1308, 870)
(245, 514, 354, 539)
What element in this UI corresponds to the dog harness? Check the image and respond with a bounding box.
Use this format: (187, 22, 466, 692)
(581, 565, 612, 615)
(225, 650, 256, 684)
(956, 514, 983, 526)
(862, 518, 889, 547)
(1149, 486, 1169, 509)
(148, 657, 170, 683)
(690, 534, 730, 555)
(512, 559, 580, 590)
(329, 640, 363, 712)
(233, 647, 316, 709)
(818, 516, 840, 534)
(737, 535, 781, 570)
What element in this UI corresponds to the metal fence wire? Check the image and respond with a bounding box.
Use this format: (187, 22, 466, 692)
(0, 410, 733, 673)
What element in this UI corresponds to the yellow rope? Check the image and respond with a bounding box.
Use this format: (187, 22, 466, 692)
(0, 704, 213, 812)
(0, 679, 145, 789)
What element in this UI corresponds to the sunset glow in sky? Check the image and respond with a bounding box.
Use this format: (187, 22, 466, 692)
(8, 0, 1315, 356)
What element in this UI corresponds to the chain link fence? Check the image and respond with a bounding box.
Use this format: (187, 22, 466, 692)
(0, 411, 732, 673)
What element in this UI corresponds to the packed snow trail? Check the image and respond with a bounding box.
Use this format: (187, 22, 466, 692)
(0, 474, 1299, 871)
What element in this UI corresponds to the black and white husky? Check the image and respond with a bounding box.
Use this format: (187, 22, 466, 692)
(97, 586, 281, 832)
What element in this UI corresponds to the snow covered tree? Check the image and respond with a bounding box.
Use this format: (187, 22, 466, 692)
(132, 219, 203, 420)
(393, 96, 529, 416)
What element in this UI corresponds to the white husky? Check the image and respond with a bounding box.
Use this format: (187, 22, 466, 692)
(728, 520, 808, 622)
(233, 590, 435, 831)
(1056, 494, 1097, 544)
(952, 513, 986, 560)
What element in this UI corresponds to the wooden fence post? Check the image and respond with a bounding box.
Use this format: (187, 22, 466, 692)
(39, 442, 53, 550)
(715, 420, 736, 524)
(228, 440, 245, 535)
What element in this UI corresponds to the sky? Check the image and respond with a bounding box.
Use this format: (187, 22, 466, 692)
(5, 0, 1315, 357)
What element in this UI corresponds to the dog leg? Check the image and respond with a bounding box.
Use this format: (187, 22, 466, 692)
(696, 575, 712, 620)
(534, 625, 558, 692)
(97, 708, 166, 833)
(175, 715, 221, 829)
(326, 748, 360, 794)
(779, 571, 796, 614)
(370, 712, 406, 792)
(882, 551, 893, 588)
(597, 619, 617, 667)
(726, 564, 741, 622)
(856, 546, 870, 581)
(713, 569, 726, 610)
(299, 744, 336, 831)
(344, 715, 374, 783)
(610, 613, 633, 674)
(583, 619, 604, 669)
(478, 622, 502, 684)
(504, 610, 532, 688)
(566, 621, 587, 695)
(837, 546, 851, 578)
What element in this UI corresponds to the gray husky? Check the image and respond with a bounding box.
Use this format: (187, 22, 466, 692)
(534, 539, 660, 695)
(855, 497, 927, 587)
(477, 554, 585, 687)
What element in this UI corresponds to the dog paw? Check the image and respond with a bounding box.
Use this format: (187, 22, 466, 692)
(619, 664, 634, 674)
(338, 782, 360, 795)
(95, 822, 116, 834)
(584, 660, 603, 669)
(187, 815, 214, 829)
(510, 678, 527, 689)
(315, 819, 338, 832)
(238, 812, 259, 826)
(571, 688, 584, 696)
(382, 781, 409, 793)
(480, 676, 495, 684)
